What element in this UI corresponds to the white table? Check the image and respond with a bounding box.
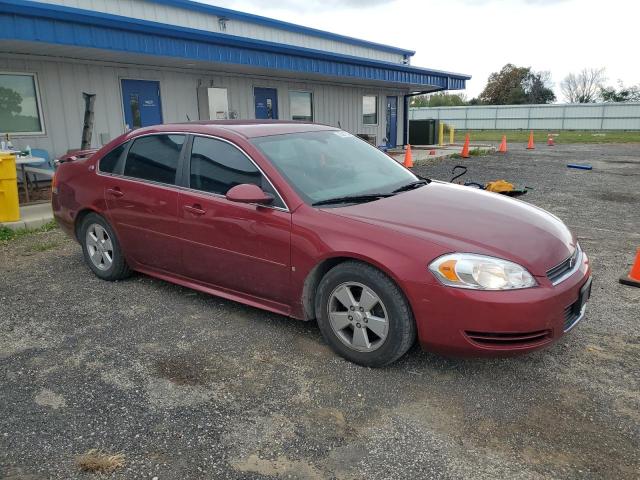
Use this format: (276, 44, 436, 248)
(15, 156, 45, 203)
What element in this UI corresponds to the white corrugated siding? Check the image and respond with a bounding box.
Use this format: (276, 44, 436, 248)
(36, 0, 406, 64)
(410, 104, 640, 130)
(1, 55, 404, 156)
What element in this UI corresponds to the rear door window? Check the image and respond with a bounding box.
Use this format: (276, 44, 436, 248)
(99, 142, 128, 174)
(123, 134, 185, 185)
(189, 136, 285, 209)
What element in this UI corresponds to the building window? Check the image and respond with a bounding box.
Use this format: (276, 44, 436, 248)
(289, 91, 313, 122)
(362, 95, 378, 125)
(0, 73, 45, 134)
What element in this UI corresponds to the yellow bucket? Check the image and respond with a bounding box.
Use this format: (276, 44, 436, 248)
(0, 153, 20, 223)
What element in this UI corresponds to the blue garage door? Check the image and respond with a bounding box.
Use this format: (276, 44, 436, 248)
(386, 96, 398, 148)
(254, 88, 278, 120)
(121, 79, 163, 129)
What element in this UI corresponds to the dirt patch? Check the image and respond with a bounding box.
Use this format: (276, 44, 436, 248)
(231, 453, 323, 480)
(153, 352, 233, 386)
(595, 192, 638, 203)
(34, 389, 66, 409)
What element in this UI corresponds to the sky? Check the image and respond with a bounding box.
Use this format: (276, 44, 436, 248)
(197, 0, 639, 101)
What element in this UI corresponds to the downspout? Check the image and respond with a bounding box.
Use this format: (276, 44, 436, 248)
(403, 86, 446, 146)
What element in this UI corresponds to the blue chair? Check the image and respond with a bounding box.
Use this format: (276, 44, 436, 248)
(31, 149, 53, 169)
(24, 148, 55, 190)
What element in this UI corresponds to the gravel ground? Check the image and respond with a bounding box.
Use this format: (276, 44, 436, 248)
(1, 143, 639, 479)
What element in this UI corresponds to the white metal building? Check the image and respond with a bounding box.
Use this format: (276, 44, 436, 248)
(0, 0, 470, 157)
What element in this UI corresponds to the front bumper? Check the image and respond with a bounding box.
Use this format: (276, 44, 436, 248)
(408, 252, 592, 357)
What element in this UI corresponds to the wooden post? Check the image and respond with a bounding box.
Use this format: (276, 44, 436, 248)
(81, 92, 96, 151)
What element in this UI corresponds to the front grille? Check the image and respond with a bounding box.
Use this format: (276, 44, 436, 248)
(465, 330, 551, 347)
(563, 277, 591, 332)
(547, 247, 580, 284)
(564, 305, 581, 331)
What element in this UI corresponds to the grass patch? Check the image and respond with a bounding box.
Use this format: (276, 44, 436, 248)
(0, 221, 58, 242)
(76, 449, 125, 474)
(24, 239, 61, 253)
(450, 147, 492, 159)
(454, 130, 640, 144)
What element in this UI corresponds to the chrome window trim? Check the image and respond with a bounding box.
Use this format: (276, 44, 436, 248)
(96, 131, 290, 213)
(550, 244, 583, 286)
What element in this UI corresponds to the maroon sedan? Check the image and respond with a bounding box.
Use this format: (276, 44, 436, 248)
(52, 121, 591, 366)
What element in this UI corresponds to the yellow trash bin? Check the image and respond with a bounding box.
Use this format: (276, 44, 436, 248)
(0, 153, 20, 223)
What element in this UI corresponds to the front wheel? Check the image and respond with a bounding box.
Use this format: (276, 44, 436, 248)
(315, 261, 416, 367)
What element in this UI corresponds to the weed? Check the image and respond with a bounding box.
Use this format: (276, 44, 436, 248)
(0, 221, 58, 242)
(24, 240, 61, 253)
(76, 449, 125, 473)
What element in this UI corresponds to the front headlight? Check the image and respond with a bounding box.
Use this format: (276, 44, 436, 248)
(429, 253, 537, 290)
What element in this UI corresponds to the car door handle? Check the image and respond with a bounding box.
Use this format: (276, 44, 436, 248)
(183, 204, 206, 216)
(107, 187, 124, 198)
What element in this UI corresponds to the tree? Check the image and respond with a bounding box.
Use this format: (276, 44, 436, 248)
(0, 86, 23, 116)
(410, 92, 467, 107)
(478, 64, 555, 105)
(560, 67, 606, 103)
(523, 70, 556, 104)
(600, 81, 640, 103)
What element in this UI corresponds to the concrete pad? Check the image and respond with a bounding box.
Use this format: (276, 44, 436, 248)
(0, 202, 53, 231)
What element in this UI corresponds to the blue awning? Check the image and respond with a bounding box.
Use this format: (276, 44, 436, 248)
(0, 0, 470, 90)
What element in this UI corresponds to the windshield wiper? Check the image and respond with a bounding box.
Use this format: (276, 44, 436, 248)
(312, 193, 393, 207)
(391, 179, 429, 194)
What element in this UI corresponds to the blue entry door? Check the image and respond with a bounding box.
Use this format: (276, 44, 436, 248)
(386, 96, 398, 148)
(121, 79, 163, 129)
(254, 87, 278, 120)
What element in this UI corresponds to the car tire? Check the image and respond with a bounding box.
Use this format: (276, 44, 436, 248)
(79, 213, 131, 281)
(315, 261, 416, 367)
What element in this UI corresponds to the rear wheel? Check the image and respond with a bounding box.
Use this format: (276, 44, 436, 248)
(79, 213, 131, 281)
(315, 261, 416, 367)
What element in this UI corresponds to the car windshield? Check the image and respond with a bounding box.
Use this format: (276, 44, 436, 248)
(251, 130, 420, 206)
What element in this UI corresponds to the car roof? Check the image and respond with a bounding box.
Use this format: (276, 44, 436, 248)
(131, 121, 339, 139)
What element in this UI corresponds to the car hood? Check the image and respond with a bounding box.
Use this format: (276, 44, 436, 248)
(326, 181, 576, 275)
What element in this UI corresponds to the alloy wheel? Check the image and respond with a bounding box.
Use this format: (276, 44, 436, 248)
(85, 223, 114, 271)
(327, 281, 389, 352)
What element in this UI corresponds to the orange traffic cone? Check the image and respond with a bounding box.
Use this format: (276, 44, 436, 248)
(461, 134, 470, 158)
(526, 130, 535, 150)
(620, 248, 640, 287)
(547, 134, 555, 146)
(497, 135, 507, 153)
(403, 145, 414, 168)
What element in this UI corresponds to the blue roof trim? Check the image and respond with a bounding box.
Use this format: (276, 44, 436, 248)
(146, 0, 416, 57)
(0, 0, 469, 89)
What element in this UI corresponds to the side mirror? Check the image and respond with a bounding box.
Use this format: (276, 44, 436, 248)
(226, 184, 274, 205)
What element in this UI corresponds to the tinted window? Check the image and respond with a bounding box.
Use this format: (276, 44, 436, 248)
(124, 135, 185, 184)
(190, 136, 285, 208)
(99, 142, 127, 174)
